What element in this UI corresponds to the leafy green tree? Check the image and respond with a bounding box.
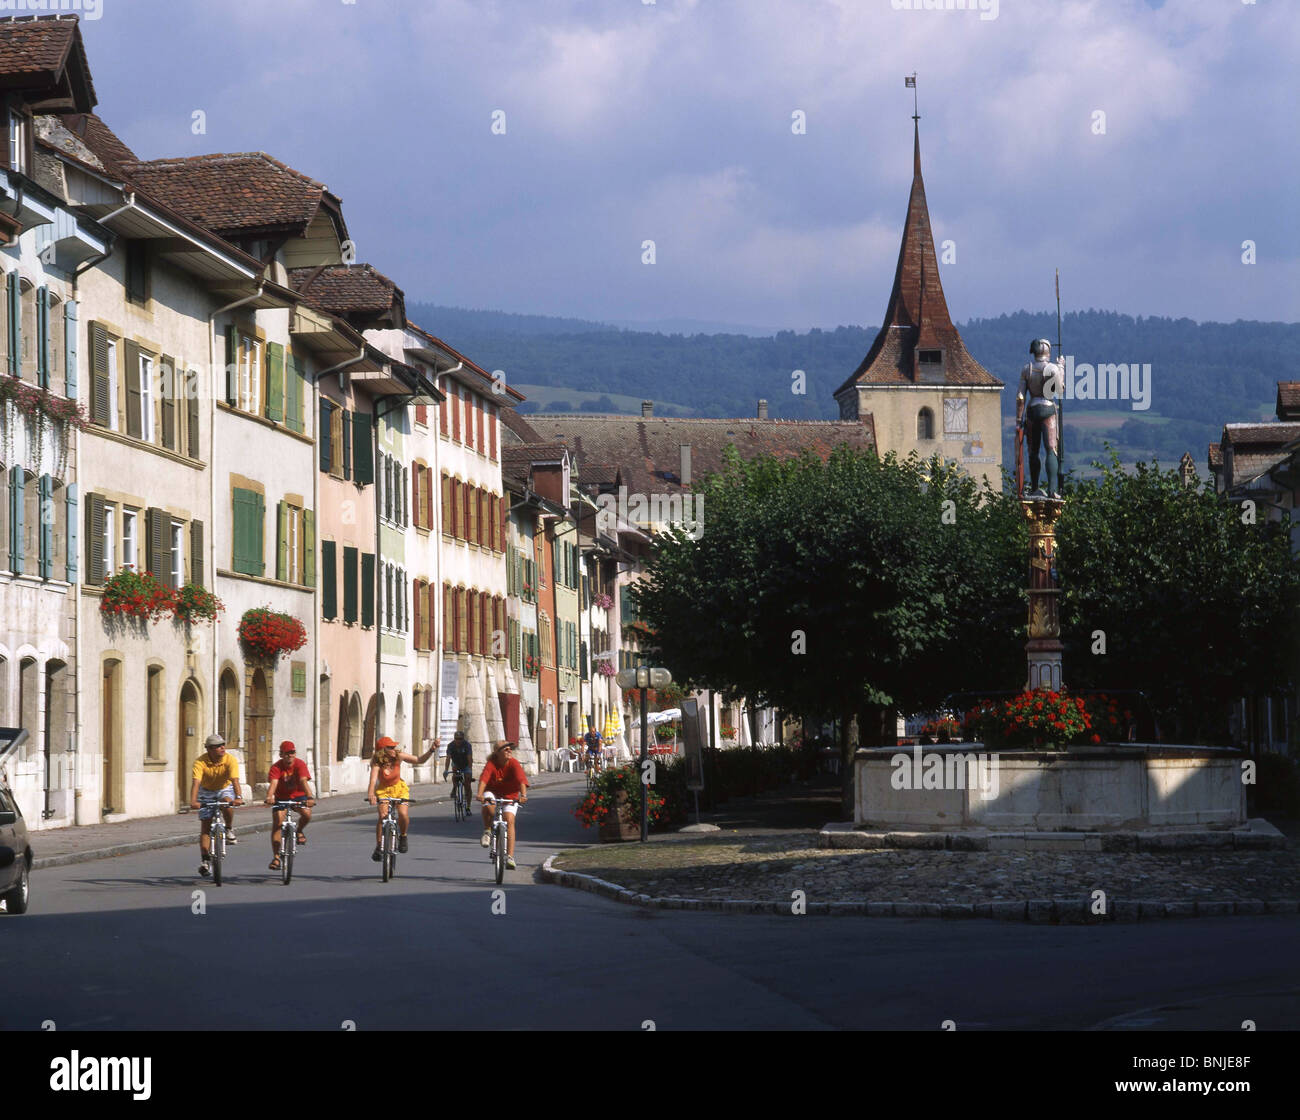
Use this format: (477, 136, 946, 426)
(633, 446, 1025, 811)
(1057, 453, 1300, 743)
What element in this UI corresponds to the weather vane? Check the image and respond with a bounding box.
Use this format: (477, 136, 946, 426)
(905, 73, 918, 121)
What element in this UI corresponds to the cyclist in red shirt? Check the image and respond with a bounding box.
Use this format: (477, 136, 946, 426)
(476, 740, 528, 870)
(265, 741, 315, 871)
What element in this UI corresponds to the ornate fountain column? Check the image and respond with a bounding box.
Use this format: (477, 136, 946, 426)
(1022, 498, 1064, 691)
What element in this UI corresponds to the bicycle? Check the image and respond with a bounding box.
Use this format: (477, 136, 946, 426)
(585, 752, 603, 792)
(205, 798, 243, 886)
(374, 797, 410, 882)
(450, 770, 470, 822)
(483, 795, 518, 884)
(272, 801, 309, 885)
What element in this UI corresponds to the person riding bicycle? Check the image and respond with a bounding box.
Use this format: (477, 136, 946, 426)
(367, 735, 438, 861)
(443, 730, 473, 813)
(476, 740, 529, 870)
(583, 726, 604, 772)
(265, 740, 315, 871)
(188, 733, 244, 878)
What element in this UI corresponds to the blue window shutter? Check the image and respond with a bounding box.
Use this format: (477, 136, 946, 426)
(6, 272, 18, 376)
(64, 299, 78, 400)
(10, 466, 24, 574)
(38, 475, 53, 579)
(65, 483, 77, 582)
(36, 286, 49, 388)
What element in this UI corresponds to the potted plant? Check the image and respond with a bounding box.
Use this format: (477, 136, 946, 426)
(99, 567, 174, 623)
(720, 725, 738, 742)
(593, 592, 614, 611)
(573, 764, 665, 841)
(654, 723, 677, 743)
(964, 690, 1095, 750)
(237, 606, 307, 662)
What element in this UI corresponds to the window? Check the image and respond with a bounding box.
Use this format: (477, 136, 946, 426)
(125, 241, 149, 306)
(105, 338, 119, 431)
(321, 541, 337, 620)
(116, 507, 136, 574)
(232, 487, 265, 576)
(19, 280, 35, 380)
(8, 109, 28, 175)
(239, 336, 261, 414)
(919, 349, 942, 366)
(138, 352, 155, 442)
(917, 408, 934, 441)
(146, 666, 163, 760)
(103, 504, 116, 577)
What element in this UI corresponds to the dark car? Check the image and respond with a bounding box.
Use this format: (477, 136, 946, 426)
(0, 784, 31, 914)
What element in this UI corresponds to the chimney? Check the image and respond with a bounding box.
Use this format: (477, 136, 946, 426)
(641, 400, 653, 417)
(756, 399, 768, 420)
(679, 444, 691, 486)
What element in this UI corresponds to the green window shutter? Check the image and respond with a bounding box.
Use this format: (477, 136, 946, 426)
(64, 299, 77, 400)
(225, 325, 238, 405)
(285, 351, 303, 433)
(187, 372, 200, 459)
(266, 342, 284, 423)
(124, 341, 142, 438)
(6, 272, 18, 376)
(342, 408, 352, 481)
(254, 491, 265, 575)
(276, 500, 289, 582)
(85, 493, 104, 585)
(36, 286, 49, 388)
(38, 475, 53, 579)
(353, 411, 373, 484)
(302, 509, 315, 587)
(190, 519, 204, 587)
(232, 487, 261, 575)
(321, 540, 337, 620)
(161, 356, 176, 450)
(319, 400, 332, 471)
(361, 551, 376, 628)
(65, 482, 78, 583)
(89, 323, 109, 425)
(147, 506, 168, 586)
(342, 546, 358, 623)
(10, 466, 24, 574)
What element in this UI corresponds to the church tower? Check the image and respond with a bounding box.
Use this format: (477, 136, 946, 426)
(833, 117, 1004, 489)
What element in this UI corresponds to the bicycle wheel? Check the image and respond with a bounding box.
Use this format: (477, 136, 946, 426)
(453, 780, 462, 821)
(494, 822, 505, 884)
(381, 823, 393, 882)
(281, 826, 294, 886)
(211, 823, 223, 887)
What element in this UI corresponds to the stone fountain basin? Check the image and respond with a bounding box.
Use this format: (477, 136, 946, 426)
(854, 743, 1246, 831)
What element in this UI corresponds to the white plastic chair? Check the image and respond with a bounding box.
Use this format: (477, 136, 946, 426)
(556, 747, 579, 773)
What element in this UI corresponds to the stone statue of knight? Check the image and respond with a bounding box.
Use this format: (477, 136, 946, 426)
(1017, 339, 1063, 499)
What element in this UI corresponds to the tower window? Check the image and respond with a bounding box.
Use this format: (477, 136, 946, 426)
(919, 349, 942, 365)
(917, 408, 934, 440)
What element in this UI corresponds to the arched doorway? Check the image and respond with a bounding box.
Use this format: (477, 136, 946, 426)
(395, 692, 406, 748)
(44, 660, 68, 818)
(218, 668, 240, 749)
(348, 693, 363, 757)
(101, 659, 123, 815)
(248, 668, 272, 782)
(177, 680, 201, 809)
(337, 693, 351, 761)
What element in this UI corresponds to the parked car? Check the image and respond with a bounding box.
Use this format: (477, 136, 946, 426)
(0, 784, 31, 914)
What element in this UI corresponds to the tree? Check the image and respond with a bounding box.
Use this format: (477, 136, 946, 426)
(632, 446, 1025, 812)
(1056, 451, 1300, 743)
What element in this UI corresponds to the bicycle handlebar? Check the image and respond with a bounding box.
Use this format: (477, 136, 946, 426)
(272, 800, 311, 809)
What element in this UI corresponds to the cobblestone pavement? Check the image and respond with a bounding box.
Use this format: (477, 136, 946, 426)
(551, 828, 1300, 904)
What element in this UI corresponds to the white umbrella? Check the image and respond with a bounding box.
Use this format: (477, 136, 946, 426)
(626, 708, 681, 729)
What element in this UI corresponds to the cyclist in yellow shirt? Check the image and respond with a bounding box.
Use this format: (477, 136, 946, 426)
(366, 735, 437, 860)
(189, 733, 244, 878)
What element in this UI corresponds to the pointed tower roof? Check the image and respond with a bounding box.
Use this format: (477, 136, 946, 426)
(835, 122, 1000, 399)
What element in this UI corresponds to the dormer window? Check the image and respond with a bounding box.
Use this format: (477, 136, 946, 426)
(7, 109, 28, 175)
(919, 349, 942, 365)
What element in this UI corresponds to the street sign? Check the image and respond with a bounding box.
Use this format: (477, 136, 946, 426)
(681, 699, 705, 792)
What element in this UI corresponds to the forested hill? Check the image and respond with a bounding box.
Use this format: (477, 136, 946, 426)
(407, 303, 1298, 474)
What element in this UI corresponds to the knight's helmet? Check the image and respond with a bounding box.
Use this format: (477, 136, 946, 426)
(1030, 338, 1052, 361)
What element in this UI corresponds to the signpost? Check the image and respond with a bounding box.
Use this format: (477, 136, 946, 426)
(681, 697, 707, 826)
(616, 666, 672, 841)
(438, 659, 460, 745)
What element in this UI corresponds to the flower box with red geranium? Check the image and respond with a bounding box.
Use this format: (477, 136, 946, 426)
(964, 690, 1093, 750)
(720, 725, 738, 742)
(99, 567, 174, 622)
(592, 592, 614, 611)
(237, 606, 307, 661)
(172, 582, 224, 624)
(573, 764, 666, 839)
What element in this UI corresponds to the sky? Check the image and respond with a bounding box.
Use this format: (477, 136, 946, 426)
(70, 0, 1299, 333)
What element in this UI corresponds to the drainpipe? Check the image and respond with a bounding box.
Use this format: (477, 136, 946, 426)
(430, 361, 462, 761)
(206, 283, 264, 740)
(310, 347, 367, 791)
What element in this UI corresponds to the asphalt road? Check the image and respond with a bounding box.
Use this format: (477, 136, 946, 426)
(3, 779, 1297, 1031)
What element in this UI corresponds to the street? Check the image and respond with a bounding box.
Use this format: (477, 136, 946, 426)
(4, 778, 1297, 1031)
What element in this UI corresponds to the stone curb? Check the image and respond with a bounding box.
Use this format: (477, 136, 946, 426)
(538, 856, 1300, 921)
(31, 775, 590, 871)
(818, 819, 1288, 852)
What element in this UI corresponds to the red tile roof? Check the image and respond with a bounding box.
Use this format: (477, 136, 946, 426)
(1207, 442, 1222, 470)
(120, 152, 343, 239)
(836, 124, 1000, 398)
(0, 15, 96, 110)
(289, 264, 400, 317)
(55, 111, 135, 175)
(1277, 381, 1300, 421)
(524, 415, 876, 496)
(1223, 422, 1300, 446)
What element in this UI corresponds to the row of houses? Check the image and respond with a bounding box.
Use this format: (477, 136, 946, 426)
(0, 14, 686, 827)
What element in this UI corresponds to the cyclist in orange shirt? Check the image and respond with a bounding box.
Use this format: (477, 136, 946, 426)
(366, 735, 437, 861)
(476, 740, 529, 870)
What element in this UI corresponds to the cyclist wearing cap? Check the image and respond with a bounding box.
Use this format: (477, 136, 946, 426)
(443, 731, 474, 815)
(476, 740, 528, 870)
(583, 725, 604, 773)
(189, 734, 244, 878)
(367, 735, 438, 861)
(265, 741, 315, 871)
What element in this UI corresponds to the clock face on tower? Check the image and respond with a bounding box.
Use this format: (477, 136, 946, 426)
(943, 397, 968, 435)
